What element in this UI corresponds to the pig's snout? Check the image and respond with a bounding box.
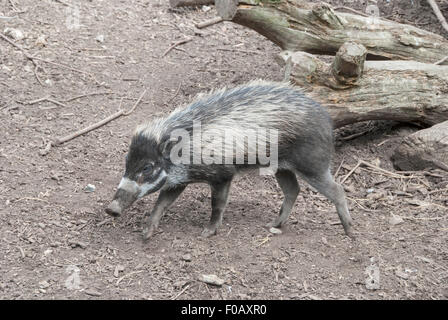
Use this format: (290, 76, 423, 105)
(105, 178, 140, 217)
(105, 200, 122, 217)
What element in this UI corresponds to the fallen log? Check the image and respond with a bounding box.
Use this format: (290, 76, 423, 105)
(216, 0, 448, 64)
(391, 120, 448, 172)
(170, 0, 214, 7)
(277, 42, 448, 128)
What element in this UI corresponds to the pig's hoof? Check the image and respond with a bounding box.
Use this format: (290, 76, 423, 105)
(142, 225, 156, 241)
(345, 227, 356, 240)
(201, 227, 217, 238)
(105, 201, 122, 217)
(265, 221, 281, 229)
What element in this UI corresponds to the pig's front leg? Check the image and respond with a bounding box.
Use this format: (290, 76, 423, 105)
(201, 180, 232, 238)
(142, 185, 186, 240)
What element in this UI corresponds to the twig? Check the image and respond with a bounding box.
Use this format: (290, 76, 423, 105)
(255, 236, 271, 247)
(26, 96, 51, 105)
(195, 17, 224, 29)
(53, 0, 73, 7)
(333, 156, 345, 179)
(427, 0, 448, 34)
(170, 284, 190, 300)
(18, 246, 25, 259)
(216, 47, 261, 55)
(15, 197, 50, 203)
(340, 160, 361, 184)
(8, 0, 26, 13)
(116, 270, 144, 286)
(348, 197, 380, 213)
(32, 56, 93, 77)
(64, 91, 114, 103)
(33, 65, 45, 86)
(428, 188, 448, 195)
(20, 95, 68, 108)
(339, 129, 370, 141)
(45, 98, 68, 108)
(165, 83, 182, 105)
(52, 89, 147, 146)
(434, 56, 448, 65)
(162, 37, 192, 57)
(359, 160, 415, 179)
(404, 215, 446, 221)
(0, 15, 17, 20)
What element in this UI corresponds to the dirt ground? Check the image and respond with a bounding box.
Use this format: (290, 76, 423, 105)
(1, 0, 447, 300)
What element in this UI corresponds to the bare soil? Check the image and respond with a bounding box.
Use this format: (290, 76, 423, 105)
(0, 0, 447, 300)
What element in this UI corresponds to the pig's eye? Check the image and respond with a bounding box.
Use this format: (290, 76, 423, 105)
(143, 164, 153, 174)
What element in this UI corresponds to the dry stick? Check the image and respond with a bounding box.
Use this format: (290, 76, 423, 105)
(165, 83, 182, 105)
(428, 188, 448, 195)
(26, 95, 51, 104)
(427, 0, 448, 34)
(434, 56, 448, 65)
(339, 129, 370, 141)
(341, 159, 413, 184)
(333, 156, 345, 179)
(52, 89, 147, 146)
(46, 98, 69, 108)
(22, 95, 68, 108)
(359, 160, 411, 178)
(116, 270, 144, 286)
(32, 56, 93, 77)
(0, 15, 17, 20)
(216, 47, 261, 55)
(54, 0, 73, 7)
(170, 284, 190, 300)
(162, 38, 192, 57)
(64, 91, 114, 103)
(340, 161, 361, 184)
(195, 17, 224, 29)
(8, 0, 25, 13)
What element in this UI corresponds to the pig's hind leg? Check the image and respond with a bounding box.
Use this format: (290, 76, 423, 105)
(302, 169, 354, 237)
(201, 180, 232, 238)
(267, 169, 300, 228)
(142, 185, 186, 240)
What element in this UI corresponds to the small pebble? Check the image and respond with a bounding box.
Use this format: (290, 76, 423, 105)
(84, 184, 96, 193)
(395, 269, 409, 280)
(4, 27, 24, 40)
(84, 289, 102, 297)
(39, 280, 50, 289)
(198, 274, 224, 286)
(95, 34, 105, 43)
(389, 214, 404, 226)
(181, 254, 192, 262)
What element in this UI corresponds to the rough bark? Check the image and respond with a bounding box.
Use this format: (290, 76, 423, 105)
(391, 121, 448, 171)
(277, 43, 448, 128)
(169, 0, 214, 7)
(216, 0, 448, 64)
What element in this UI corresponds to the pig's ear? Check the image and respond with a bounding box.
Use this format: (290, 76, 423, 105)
(160, 136, 179, 160)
